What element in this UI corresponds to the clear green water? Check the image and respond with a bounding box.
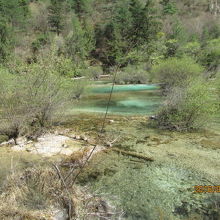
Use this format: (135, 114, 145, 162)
(92, 84, 159, 93)
(74, 84, 161, 115)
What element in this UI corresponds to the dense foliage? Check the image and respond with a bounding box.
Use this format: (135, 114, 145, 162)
(151, 58, 204, 94)
(0, 0, 218, 71)
(155, 79, 217, 131)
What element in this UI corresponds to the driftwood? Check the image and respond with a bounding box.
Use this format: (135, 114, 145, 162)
(72, 76, 86, 80)
(109, 148, 154, 162)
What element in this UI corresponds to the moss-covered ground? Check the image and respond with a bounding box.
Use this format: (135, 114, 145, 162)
(60, 113, 220, 220)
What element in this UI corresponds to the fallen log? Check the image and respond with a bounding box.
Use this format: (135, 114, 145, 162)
(110, 148, 154, 162)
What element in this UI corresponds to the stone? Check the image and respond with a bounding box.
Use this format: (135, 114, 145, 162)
(106, 142, 112, 147)
(60, 148, 74, 156)
(149, 115, 157, 120)
(109, 119, 114, 123)
(69, 134, 76, 139)
(75, 135, 81, 140)
(52, 209, 68, 220)
(62, 144, 68, 148)
(81, 135, 88, 141)
(12, 145, 24, 152)
(26, 148, 32, 152)
(0, 139, 15, 146)
(16, 137, 27, 146)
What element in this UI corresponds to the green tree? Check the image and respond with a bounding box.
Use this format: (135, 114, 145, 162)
(66, 15, 94, 64)
(48, 0, 64, 35)
(200, 38, 220, 73)
(0, 18, 11, 63)
(160, 0, 177, 15)
(129, 0, 161, 47)
(93, 0, 161, 67)
(71, 0, 93, 17)
(0, 0, 29, 26)
(177, 41, 201, 59)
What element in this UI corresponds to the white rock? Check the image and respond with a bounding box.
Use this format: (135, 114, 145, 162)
(69, 134, 76, 139)
(75, 135, 81, 140)
(16, 137, 27, 146)
(60, 148, 74, 156)
(12, 145, 24, 152)
(0, 139, 15, 146)
(52, 209, 68, 220)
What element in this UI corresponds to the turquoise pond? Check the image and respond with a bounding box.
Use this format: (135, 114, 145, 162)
(73, 84, 162, 115)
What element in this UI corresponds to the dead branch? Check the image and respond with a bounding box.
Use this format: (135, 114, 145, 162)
(109, 148, 154, 162)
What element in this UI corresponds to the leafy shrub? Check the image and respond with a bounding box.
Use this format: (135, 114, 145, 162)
(155, 79, 216, 131)
(200, 38, 220, 73)
(163, 2, 177, 15)
(0, 52, 76, 139)
(31, 33, 49, 54)
(115, 65, 149, 85)
(202, 20, 220, 41)
(72, 79, 88, 99)
(215, 71, 220, 109)
(151, 57, 203, 94)
(165, 39, 179, 57)
(0, 135, 9, 144)
(86, 66, 103, 80)
(177, 41, 201, 59)
(55, 55, 77, 77)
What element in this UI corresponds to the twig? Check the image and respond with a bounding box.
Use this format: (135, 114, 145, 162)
(52, 163, 72, 220)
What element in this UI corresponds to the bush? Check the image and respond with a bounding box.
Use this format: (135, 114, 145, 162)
(151, 57, 203, 94)
(0, 53, 76, 139)
(31, 33, 49, 54)
(72, 79, 88, 99)
(86, 66, 103, 80)
(200, 38, 220, 73)
(215, 71, 220, 109)
(0, 135, 9, 144)
(155, 79, 216, 131)
(177, 41, 201, 59)
(115, 65, 149, 85)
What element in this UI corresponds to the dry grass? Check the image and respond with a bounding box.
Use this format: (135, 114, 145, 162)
(0, 167, 73, 219)
(0, 166, 121, 220)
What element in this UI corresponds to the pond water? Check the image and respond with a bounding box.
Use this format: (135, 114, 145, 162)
(74, 83, 161, 115)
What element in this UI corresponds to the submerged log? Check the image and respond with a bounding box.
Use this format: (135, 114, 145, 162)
(110, 148, 154, 162)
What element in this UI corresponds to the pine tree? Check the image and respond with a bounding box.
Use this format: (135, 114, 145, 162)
(160, 0, 177, 15)
(100, 0, 161, 66)
(129, 0, 161, 47)
(48, 0, 64, 35)
(66, 15, 94, 63)
(72, 0, 92, 17)
(106, 0, 133, 64)
(0, 0, 29, 26)
(0, 17, 11, 63)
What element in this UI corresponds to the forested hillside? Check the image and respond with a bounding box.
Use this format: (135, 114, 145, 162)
(0, 0, 219, 73)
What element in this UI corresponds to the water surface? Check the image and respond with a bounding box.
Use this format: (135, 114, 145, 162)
(74, 83, 161, 115)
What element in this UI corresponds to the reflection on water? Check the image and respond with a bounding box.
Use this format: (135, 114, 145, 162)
(74, 83, 161, 115)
